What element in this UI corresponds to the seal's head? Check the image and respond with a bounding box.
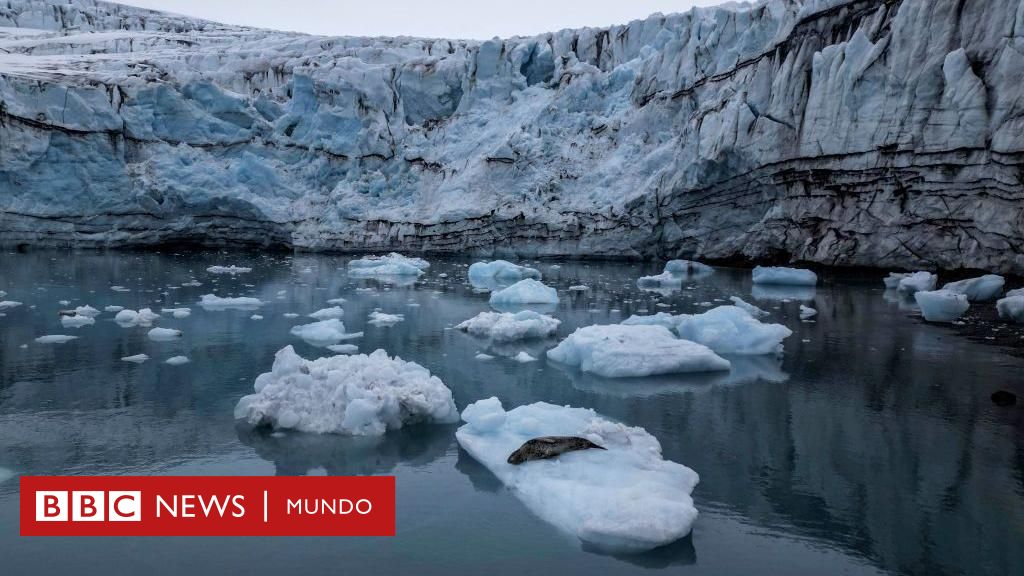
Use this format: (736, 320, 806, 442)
(507, 448, 529, 465)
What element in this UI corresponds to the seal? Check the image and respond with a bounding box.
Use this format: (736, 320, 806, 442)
(507, 436, 606, 465)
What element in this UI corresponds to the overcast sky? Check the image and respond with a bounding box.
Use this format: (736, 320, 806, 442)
(119, 1, 728, 39)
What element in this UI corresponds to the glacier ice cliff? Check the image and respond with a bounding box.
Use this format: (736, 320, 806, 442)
(1, 0, 1023, 272)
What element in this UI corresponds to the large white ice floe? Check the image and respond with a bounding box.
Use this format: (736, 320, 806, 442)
(914, 290, 969, 322)
(751, 266, 818, 286)
(347, 253, 429, 277)
(290, 319, 349, 346)
(198, 294, 264, 310)
(207, 265, 251, 275)
(676, 306, 792, 355)
(546, 324, 730, 378)
(489, 279, 559, 307)
(456, 310, 560, 342)
(234, 346, 458, 435)
(896, 272, 938, 295)
(455, 398, 699, 553)
(467, 260, 542, 285)
(940, 274, 1004, 301)
(996, 289, 1024, 324)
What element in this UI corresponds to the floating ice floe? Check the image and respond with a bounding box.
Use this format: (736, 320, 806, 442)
(162, 307, 191, 318)
(455, 311, 560, 342)
(198, 294, 264, 310)
(251, 314, 263, 320)
(455, 398, 699, 553)
(475, 353, 495, 360)
(121, 354, 149, 363)
(148, 327, 182, 341)
(327, 344, 359, 354)
(620, 312, 681, 332)
(165, 356, 190, 365)
(896, 271, 937, 295)
(568, 285, 589, 291)
(35, 335, 78, 344)
(110, 286, 131, 292)
(0, 301, 23, 310)
(234, 346, 458, 435)
(308, 306, 344, 320)
(751, 266, 818, 286)
(326, 298, 347, 305)
(207, 265, 251, 275)
(104, 305, 124, 313)
(883, 272, 909, 289)
(61, 314, 95, 328)
(368, 311, 404, 326)
(914, 290, 969, 322)
(347, 253, 429, 277)
(665, 259, 714, 275)
(636, 271, 683, 289)
(996, 289, 1024, 324)
(114, 308, 161, 326)
(940, 274, 1004, 301)
(676, 306, 793, 355)
(513, 351, 537, 363)
(468, 260, 542, 285)
(546, 324, 730, 378)
(290, 319, 349, 346)
(489, 279, 559, 307)
(799, 305, 818, 319)
(0, 467, 13, 483)
(729, 296, 769, 318)
(72, 305, 100, 317)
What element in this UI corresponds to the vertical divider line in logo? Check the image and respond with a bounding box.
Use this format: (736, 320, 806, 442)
(263, 490, 268, 523)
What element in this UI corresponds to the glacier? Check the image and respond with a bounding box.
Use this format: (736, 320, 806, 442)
(0, 0, 1023, 273)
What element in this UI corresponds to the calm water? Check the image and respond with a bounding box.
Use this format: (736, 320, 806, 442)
(1, 250, 1022, 576)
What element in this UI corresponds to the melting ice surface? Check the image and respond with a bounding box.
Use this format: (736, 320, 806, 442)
(1, 250, 1023, 576)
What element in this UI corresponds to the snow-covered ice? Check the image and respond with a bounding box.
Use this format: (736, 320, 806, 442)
(676, 306, 793, 355)
(290, 318, 349, 346)
(207, 265, 251, 275)
(456, 398, 699, 553)
(455, 311, 560, 342)
(234, 346, 458, 435)
(468, 260, 542, 285)
(348, 253, 429, 277)
(489, 279, 558, 307)
(546, 324, 730, 378)
(897, 272, 938, 295)
(148, 327, 182, 341)
(751, 266, 818, 286)
(914, 290, 969, 322)
(35, 334, 77, 344)
(162, 307, 191, 318)
(198, 294, 263, 310)
(165, 356, 190, 365)
(940, 275, 1004, 301)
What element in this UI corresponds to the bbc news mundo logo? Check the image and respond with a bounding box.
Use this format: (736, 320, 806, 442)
(20, 476, 394, 536)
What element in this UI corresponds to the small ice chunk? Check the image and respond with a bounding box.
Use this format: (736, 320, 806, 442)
(114, 308, 160, 326)
(915, 290, 969, 322)
(546, 324, 730, 378)
(327, 298, 347, 305)
(941, 274, 1005, 301)
(799, 305, 818, 319)
(104, 305, 125, 313)
(489, 279, 559, 306)
(207, 265, 252, 275)
(468, 260, 542, 283)
(456, 398, 699, 553)
(513, 351, 537, 363)
(61, 314, 95, 328)
(729, 296, 769, 318)
(0, 301, 23, 310)
(568, 285, 589, 291)
(199, 294, 264, 310)
(665, 260, 714, 275)
(251, 314, 264, 320)
(897, 271, 938, 295)
(308, 306, 344, 320)
(368, 311, 404, 326)
(162, 307, 191, 318)
(636, 271, 682, 289)
(676, 306, 793, 355)
(35, 335, 78, 344)
(166, 356, 190, 365)
(121, 354, 149, 363)
(290, 319, 349, 345)
(348, 253, 429, 277)
(751, 266, 818, 286)
(111, 286, 131, 292)
(72, 305, 100, 317)
(996, 289, 1024, 324)
(148, 327, 182, 341)
(883, 272, 910, 289)
(283, 313, 299, 318)
(233, 346, 458, 435)
(475, 353, 495, 361)
(327, 344, 359, 354)
(456, 311, 560, 342)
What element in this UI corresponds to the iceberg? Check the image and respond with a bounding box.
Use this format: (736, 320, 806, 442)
(234, 346, 458, 435)
(636, 271, 683, 289)
(897, 272, 938, 295)
(751, 266, 818, 286)
(489, 279, 559, 307)
(290, 319, 349, 346)
(198, 294, 264, 310)
(676, 306, 793, 355)
(455, 398, 699, 553)
(546, 324, 730, 378)
(455, 311, 560, 342)
(940, 275, 1005, 301)
(148, 327, 183, 341)
(348, 253, 429, 277)
(513, 351, 537, 363)
(72, 305, 100, 317)
(799, 305, 818, 319)
(468, 260, 542, 284)
(883, 272, 910, 289)
(914, 290, 969, 322)
(996, 289, 1024, 324)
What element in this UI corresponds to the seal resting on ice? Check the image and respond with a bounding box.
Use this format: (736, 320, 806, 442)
(507, 436, 606, 465)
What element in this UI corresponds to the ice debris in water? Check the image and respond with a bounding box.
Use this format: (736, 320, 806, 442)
(308, 306, 344, 320)
(897, 272, 937, 295)
(121, 354, 149, 363)
(996, 289, 1024, 324)
(114, 308, 161, 326)
(751, 266, 818, 286)
(165, 356, 190, 365)
(456, 398, 699, 553)
(455, 311, 560, 342)
(475, 353, 495, 361)
(162, 307, 191, 318)
(883, 272, 909, 289)
(636, 271, 682, 289)
(234, 346, 458, 435)
(61, 314, 95, 328)
(940, 274, 1004, 301)
(665, 259, 714, 275)
(489, 279, 559, 306)
(290, 319, 349, 346)
(198, 294, 264, 310)
(35, 335, 78, 344)
(468, 260, 542, 284)
(546, 324, 730, 378)
(799, 305, 818, 319)
(0, 301, 23, 310)
(104, 305, 124, 312)
(0, 467, 13, 483)
(914, 290, 969, 322)
(347, 253, 429, 277)
(676, 306, 793, 355)
(729, 296, 769, 318)
(326, 298, 347, 305)
(368, 311, 404, 326)
(568, 285, 589, 291)
(71, 305, 100, 317)
(207, 265, 251, 275)
(148, 327, 182, 341)
(513, 351, 537, 363)
(326, 344, 359, 354)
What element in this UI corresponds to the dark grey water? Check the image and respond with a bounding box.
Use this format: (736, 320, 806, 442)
(0, 250, 1022, 576)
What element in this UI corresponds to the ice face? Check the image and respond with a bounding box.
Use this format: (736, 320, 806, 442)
(751, 266, 818, 286)
(940, 275, 1005, 301)
(455, 310, 560, 342)
(455, 398, 700, 553)
(234, 345, 458, 435)
(914, 290, 970, 322)
(546, 324, 731, 378)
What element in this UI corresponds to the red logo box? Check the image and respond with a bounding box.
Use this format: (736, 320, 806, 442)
(20, 476, 395, 536)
